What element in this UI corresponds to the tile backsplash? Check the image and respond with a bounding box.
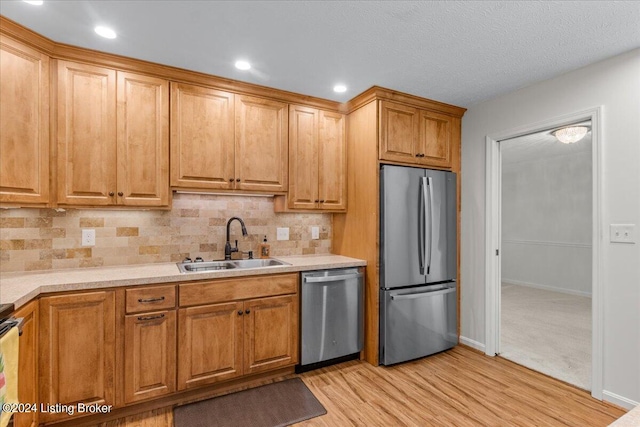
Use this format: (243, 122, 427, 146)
(0, 194, 332, 273)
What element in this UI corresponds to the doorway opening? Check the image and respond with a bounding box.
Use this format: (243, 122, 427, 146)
(484, 107, 603, 399)
(499, 123, 592, 390)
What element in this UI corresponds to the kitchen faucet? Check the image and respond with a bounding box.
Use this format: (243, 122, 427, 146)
(225, 216, 248, 260)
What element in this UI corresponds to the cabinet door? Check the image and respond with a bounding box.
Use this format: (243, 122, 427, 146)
(123, 310, 176, 403)
(14, 301, 38, 427)
(418, 110, 452, 168)
(39, 291, 115, 423)
(235, 95, 288, 192)
(379, 100, 419, 163)
(56, 61, 117, 205)
(117, 72, 169, 206)
(244, 295, 298, 375)
(318, 110, 346, 210)
(0, 36, 49, 206)
(288, 105, 318, 209)
(177, 302, 243, 390)
(170, 83, 235, 190)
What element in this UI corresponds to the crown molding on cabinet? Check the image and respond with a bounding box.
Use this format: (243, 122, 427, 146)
(0, 16, 467, 116)
(0, 15, 342, 112)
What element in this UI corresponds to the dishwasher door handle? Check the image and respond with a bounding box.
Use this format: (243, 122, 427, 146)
(304, 273, 363, 283)
(390, 287, 456, 300)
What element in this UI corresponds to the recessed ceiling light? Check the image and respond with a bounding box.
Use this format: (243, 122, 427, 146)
(94, 26, 117, 39)
(23, 0, 43, 4)
(333, 85, 347, 93)
(235, 60, 251, 71)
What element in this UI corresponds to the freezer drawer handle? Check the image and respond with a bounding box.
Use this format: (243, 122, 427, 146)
(390, 287, 456, 301)
(304, 273, 363, 283)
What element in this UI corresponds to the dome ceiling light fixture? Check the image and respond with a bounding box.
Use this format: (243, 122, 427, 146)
(552, 125, 590, 144)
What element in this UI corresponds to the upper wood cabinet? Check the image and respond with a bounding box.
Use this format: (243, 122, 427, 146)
(379, 100, 453, 168)
(56, 60, 169, 207)
(170, 83, 235, 190)
(284, 105, 346, 211)
(39, 291, 116, 424)
(0, 35, 50, 206)
(170, 84, 288, 193)
(235, 95, 288, 192)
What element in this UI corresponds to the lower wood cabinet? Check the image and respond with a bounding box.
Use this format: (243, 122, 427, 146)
(177, 294, 298, 390)
(39, 291, 116, 424)
(123, 310, 176, 403)
(14, 300, 39, 427)
(34, 273, 299, 423)
(244, 295, 298, 374)
(177, 301, 244, 389)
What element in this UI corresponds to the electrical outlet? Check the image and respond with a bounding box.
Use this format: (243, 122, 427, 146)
(610, 224, 636, 244)
(276, 227, 289, 241)
(82, 229, 95, 246)
(311, 226, 320, 240)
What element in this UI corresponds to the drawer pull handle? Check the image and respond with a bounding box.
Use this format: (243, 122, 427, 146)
(138, 314, 165, 321)
(138, 296, 165, 303)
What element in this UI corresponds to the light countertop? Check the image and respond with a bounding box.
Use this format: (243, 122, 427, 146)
(0, 254, 366, 309)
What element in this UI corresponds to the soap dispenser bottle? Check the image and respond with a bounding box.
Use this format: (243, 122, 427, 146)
(259, 236, 270, 259)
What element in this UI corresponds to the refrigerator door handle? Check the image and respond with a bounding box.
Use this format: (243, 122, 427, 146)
(418, 177, 427, 275)
(390, 287, 456, 300)
(426, 176, 433, 274)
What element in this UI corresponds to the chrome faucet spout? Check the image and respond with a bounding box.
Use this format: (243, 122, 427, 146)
(224, 217, 248, 260)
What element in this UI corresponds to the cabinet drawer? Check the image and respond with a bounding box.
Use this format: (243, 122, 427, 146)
(126, 285, 176, 313)
(179, 273, 298, 307)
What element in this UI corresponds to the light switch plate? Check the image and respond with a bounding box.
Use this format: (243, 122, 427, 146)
(610, 224, 636, 244)
(82, 229, 95, 246)
(311, 226, 320, 240)
(276, 227, 289, 241)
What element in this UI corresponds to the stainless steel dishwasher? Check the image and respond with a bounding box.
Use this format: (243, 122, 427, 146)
(300, 268, 364, 369)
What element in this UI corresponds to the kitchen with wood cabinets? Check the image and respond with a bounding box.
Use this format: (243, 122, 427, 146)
(0, 16, 460, 426)
(2, 3, 639, 426)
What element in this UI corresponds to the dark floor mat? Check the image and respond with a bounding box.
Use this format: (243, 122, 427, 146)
(174, 378, 326, 427)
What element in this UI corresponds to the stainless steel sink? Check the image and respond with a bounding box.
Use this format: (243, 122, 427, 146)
(231, 259, 290, 268)
(177, 261, 237, 273)
(177, 258, 289, 273)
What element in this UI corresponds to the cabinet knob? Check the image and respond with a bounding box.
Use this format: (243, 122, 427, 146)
(415, 154, 420, 157)
(109, 192, 115, 196)
(118, 191, 124, 197)
(236, 178, 241, 182)
(314, 199, 319, 203)
(319, 200, 325, 203)
(419, 153, 425, 157)
(245, 309, 250, 314)
(238, 310, 243, 316)
(229, 178, 234, 182)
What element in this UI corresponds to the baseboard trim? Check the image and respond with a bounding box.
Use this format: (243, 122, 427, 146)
(459, 336, 486, 353)
(603, 390, 639, 410)
(502, 279, 592, 297)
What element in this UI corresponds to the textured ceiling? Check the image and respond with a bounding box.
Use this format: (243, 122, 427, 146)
(1, 1, 639, 107)
(501, 122, 592, 165)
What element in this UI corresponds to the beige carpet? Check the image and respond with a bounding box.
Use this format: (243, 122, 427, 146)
(500, 283, 591, 390)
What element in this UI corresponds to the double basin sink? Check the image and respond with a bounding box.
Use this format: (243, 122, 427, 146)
(177, 258, 290, 273)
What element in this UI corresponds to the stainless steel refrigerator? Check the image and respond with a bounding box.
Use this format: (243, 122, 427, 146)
(379, 164, 457, 365)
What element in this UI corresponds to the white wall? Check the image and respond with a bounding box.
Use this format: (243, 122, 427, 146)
(461, 49, 640, 406)
(501, 149, 592, 295)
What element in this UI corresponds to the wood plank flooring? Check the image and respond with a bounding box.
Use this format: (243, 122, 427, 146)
(104, 346, 626, 427)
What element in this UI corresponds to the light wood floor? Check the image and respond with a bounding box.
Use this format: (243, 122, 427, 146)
(103, 346, 625, 427)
